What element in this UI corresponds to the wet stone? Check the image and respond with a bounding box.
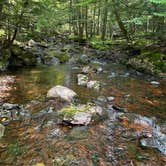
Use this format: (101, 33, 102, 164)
(140, 131, 166, 155)
(82, 66, 91, 74)
(87, 80, 100, 89)
(77, 74, 89, 86)
(150, 81, 160, 85)
(47, 128, 64, 138)
(0, 123, 5, 138)
(67, 126, 88, 140)
(107, 96, 115, 102)
(70, 112, 92, 125)
(97, 96, 107, 103)
(47, 85, 77, 102)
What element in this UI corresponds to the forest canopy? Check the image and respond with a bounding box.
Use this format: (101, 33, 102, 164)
(0, 0, 166, 46)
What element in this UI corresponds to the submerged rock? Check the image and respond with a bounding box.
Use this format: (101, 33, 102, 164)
(0, 103, 30, 124)
(47, 128, 64, 138)
(47, 85, 77, 102)
(0, 123, 5, 138)
(77, 74, 89, 86)
(116, 113, 166, 156)
(140, 131, 166, 155)
(67, 126, 88, 140)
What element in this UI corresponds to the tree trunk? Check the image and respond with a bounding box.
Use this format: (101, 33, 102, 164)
(96, 0, 101, 35)
(112, 0, 130, 41)
(101, 0, 108, 40)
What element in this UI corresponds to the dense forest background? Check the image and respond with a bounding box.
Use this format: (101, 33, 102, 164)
(0, 0, 166, 45)
(0, 0, 166, 75)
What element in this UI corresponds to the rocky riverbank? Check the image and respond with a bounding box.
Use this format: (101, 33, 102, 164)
(1, 37, 165, 77)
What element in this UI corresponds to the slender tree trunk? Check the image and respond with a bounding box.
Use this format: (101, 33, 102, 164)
(112, 0, 130, 41)
(92, 4, 96, 37)
(101, 0, 108, 40)
(85, 6, 88, 39)
(96, 0, 101, 35)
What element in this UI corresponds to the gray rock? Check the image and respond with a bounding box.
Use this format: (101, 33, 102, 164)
(107, 96, 115, 102)
(96, 66, 103, 73)
(82, 66, 91, 74)
(77, 74, 89, 86)
(140, 131, 166, 155)
(28, 39, 36, 47)
(47, 85, 77, 102)
(71, 112, 91, 125)
(87, 80, 100, 89)
(150, 81, 160, 85)
(0, 123, 5, 138)
(97, 96, 107, 103)
(108, 72, 116, 79)
(45, 57, 60, 65)
(2, 103, 19, 110)
(87, 105, 104, 116)
(79, 54, 90, 64)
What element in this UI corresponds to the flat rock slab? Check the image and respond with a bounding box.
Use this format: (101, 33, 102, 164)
(71, 112, 91, 125)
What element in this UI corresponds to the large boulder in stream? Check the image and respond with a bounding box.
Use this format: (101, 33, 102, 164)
(47, 85, 77, 102)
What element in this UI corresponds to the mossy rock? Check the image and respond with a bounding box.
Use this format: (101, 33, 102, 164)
(127, 50, 166, 75)
(59, 104, 107, 125)
(59, 104, 88, 119)
(46, 50, 70, 63)
(10, 45, 37, 66)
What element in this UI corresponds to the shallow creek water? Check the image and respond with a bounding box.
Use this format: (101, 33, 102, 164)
(0, 63, 166, 165)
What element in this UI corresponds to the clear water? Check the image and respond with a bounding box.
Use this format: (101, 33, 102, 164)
(0, 63, 166, 165)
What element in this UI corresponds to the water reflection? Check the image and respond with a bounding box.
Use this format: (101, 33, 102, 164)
(0, 75, 16, 102)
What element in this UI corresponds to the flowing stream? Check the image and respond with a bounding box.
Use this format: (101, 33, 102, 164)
(0, 63, 166, 165)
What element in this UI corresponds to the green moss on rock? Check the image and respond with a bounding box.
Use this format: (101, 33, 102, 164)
(127, 50, 166, 75)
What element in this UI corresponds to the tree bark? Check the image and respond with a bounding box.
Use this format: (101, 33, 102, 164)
(112, 0, 130, 41)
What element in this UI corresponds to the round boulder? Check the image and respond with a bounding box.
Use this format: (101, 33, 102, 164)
(47, 85, 77, 102)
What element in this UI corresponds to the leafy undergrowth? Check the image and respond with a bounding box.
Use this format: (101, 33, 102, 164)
(89, 38, 112, 51)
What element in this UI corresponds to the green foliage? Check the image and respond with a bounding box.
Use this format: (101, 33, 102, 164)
(126, 16, 148, 25)
(90, 38, 111, 50)
(149, 0, 166, 4)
